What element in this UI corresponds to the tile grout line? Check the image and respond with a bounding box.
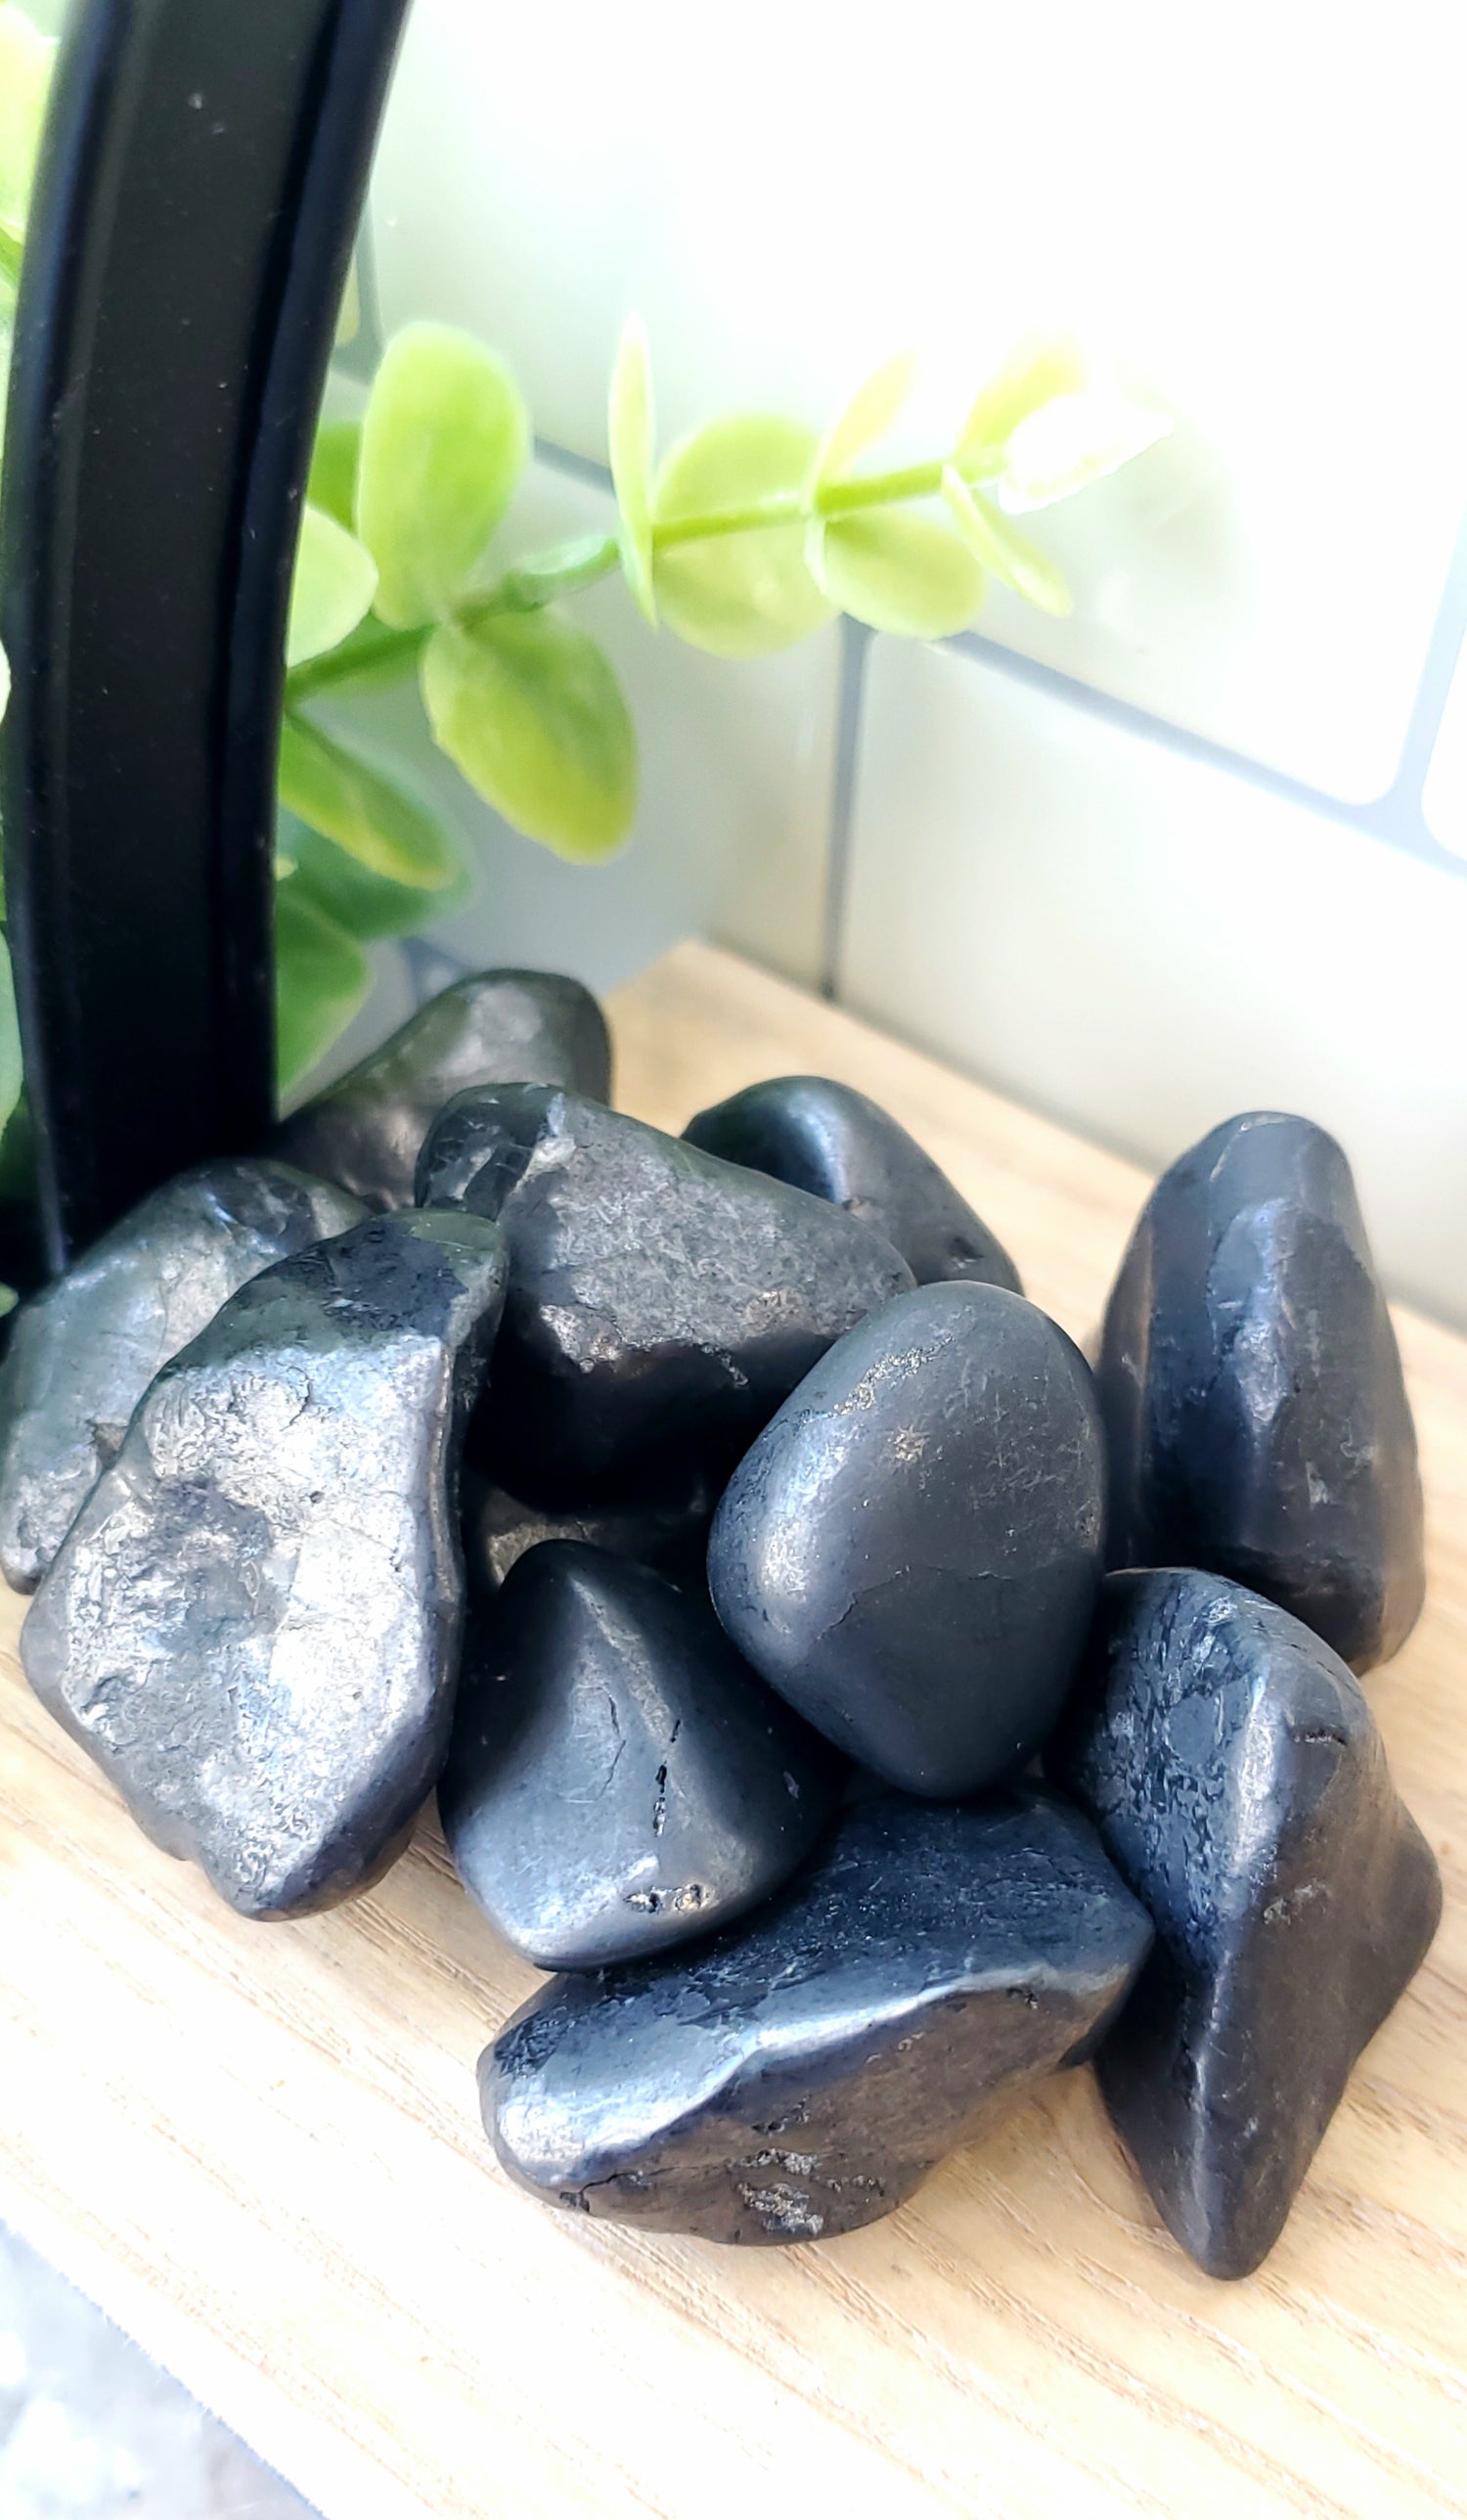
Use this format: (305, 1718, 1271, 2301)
(819, 619, 874, 1002)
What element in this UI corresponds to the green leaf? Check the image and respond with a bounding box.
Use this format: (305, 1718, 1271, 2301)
(286, 505, 378, 669)
(0, 6, 56, 244)
(422, 610, 636, 861)
(608, 313, 656, 625)
(652, 416, 834, 657)
(334, 255, 360, 351)
(956, 337, 1088, 463)
(810, 511, 985, 639)
(997, 388, 1172, 514)
(306, 419, 362, 532)
(278, 712, 460, 888)
(0, 931, 22, 1139)
(285, 614, 424, 705)
(941, 467, 1071, 616)
(814, 352, 916, 488)
(274, 878, 372, 1095)
(357, 323, 530, 628)
(287, 818, 468, 944)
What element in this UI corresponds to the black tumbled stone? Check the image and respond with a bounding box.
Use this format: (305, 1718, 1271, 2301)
(440, 1542, 837, 1968)
(483, 1790, 1152, 2242)
(273, 968, 610, 1210)
(1050, 1567, 1442, 2278)
(684, 1074, 1021, 1292)
(417, 1085, 914, 1492)
(1098, 1110, 1424, 1672)
(0, 1159, 365, 1592)
(708, 1282, 1105, 1795)
(22, 1212, 508, 1918)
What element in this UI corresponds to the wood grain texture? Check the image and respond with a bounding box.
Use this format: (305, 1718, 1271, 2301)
(1, 940, 1463, 2520)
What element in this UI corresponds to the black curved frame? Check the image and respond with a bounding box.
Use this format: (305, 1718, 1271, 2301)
(0, 0, 408, 1266)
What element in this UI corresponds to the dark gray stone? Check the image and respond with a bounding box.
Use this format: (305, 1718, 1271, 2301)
(1049, 1567, 1442, 2278)
(483, 1790, 1153, 2242)
(464, 1466, 716, 1596)
(1099, 1110, 1424, 1673)
(417, 1085, 914, 1493)
(708, 1282, 1104, 1795)
(0, 1161, 365, 1593)
(684, 1074, 1021, 1293)
(22, 1211, 509, 1919)
(440, 1542, 837, 1968)
(273, 969, 611, 1211)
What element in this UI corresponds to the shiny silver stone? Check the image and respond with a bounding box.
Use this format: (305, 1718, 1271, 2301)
(0, 1160, 365, 1592)
(22, 1211, 508, 1918)
(273, 968, 611, 1210)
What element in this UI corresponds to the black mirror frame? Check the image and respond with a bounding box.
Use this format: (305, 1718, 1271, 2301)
(0, 0, 409, 1268)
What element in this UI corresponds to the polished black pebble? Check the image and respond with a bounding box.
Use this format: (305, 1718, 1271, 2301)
(440, 1542, 837, 1968)
(0, 1159, 365, 1592)
(483, 1790, 1152, 2241)
(22, 1212, 508, 1919)
(1099, 1110, 1424, 1672)
(708, 1281, 1104, 1795)
(684, 1074, 1021, 1292)
(417, 1085, 913, 1493)
(1049, 1567, 1442, 2278)
(464, 1465, 715, 1596)
(273, 968, 611, 1210)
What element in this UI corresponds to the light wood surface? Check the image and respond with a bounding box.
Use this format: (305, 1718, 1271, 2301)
(1, 939, 1464, 2520)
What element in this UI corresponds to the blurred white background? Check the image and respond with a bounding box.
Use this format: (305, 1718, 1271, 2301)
(340, 0, 1467, 1323)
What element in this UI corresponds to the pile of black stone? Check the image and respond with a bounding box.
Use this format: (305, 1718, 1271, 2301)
(0, 969, 1440, 2282)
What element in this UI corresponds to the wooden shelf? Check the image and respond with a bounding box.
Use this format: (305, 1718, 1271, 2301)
(2, 941, 1463, 2519)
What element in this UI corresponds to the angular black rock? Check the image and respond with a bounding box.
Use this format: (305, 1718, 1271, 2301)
(22, 1211, 509, 1918)
(0, 1159, 365, 1592)
(273, 968, 611, 1211)
(1050, 1568, 1442, 2278)
(440, 1542, 838, 1968)
(1099, 1110, 1424, 1672)
(464, 1465, 716, 1597)
(417, 1085, 914, 1493)
(708, 1282, 1105, 1795)
(483, 1791, 1153, 2241)
(684, 1074, 1021, 1292)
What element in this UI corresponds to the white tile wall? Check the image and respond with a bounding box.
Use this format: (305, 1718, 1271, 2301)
(343, 0, 1467, 1322)
(371, 0, 1467, 799)
(842, 640, 1467, 1323)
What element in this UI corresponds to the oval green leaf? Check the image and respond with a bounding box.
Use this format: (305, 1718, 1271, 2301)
(358, 323, 530, 628)
(286, 505, 378, 669)
(997, 388, 1172, 514)
(956, 336, 1088, 464)
(306, 418, 362, 532)
(422, 611, 636, 862)
(941, 467, 1071, 615)
(278, 711, 460, 888)
(652, 415, 833, 657)
(274, 879, 372, 1096)
(811, 510, 985, 639)
(608, 313, 656, 625)
(0, 6, 56, 243)
(814, 352, 916, 488)
(287, 817, 467, 943)
(0, 932, 22, 1139)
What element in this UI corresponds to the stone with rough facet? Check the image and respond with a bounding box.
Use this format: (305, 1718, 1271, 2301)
(1098, 1110, 1424, 1672)
(1049, 1567, 1442, 2278)
(440, 1541, 837, 1969)
(417, 1085, 914, 1493)
(0, 1160, 365, 1592)
(483, 1789, 1152, 2242)
(684, 1074, 1021, 1292)
(464, 1466, 715, 1597)
(273, 968, 610, 1210)
(22, 1211, 508, 1919)
(708, 1281, 1105, 1795)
